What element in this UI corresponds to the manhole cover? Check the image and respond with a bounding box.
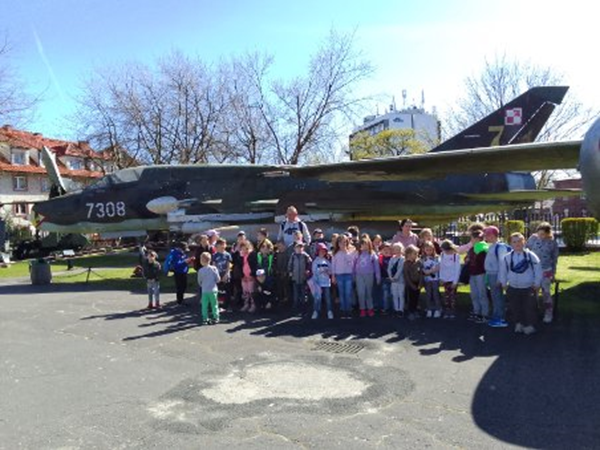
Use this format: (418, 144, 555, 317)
(311, 341, 365, 355)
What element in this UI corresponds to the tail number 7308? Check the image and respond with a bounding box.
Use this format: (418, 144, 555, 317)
(86, 202, 126, 219)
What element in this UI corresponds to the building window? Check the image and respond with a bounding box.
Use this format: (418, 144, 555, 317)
(13, 203, 28, 216)
(41, 178, 50, 192)
(11, 151, 28, 166)
(68, 159, 84, 170)
(13, 175, 28, 191)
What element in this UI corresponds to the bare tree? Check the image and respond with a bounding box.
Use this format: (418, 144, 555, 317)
(446, 54, 597, 187)
(259, 29, 374, 164)
(0, 34, 40, 126)
(218, 52, 275, 164)
(74, 51, 231, 166)
(74, 29, 373, 166)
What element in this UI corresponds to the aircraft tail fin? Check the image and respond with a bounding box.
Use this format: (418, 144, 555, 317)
(41, 146, 68, 198)
(430, 86, 569, 153)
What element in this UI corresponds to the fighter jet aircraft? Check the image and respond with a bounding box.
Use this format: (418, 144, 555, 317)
(33, 86, 598, 234)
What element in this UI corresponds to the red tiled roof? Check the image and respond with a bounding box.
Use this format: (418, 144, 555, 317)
(0, 125, 108, 159)
(0, 160, 103, 178)
(0, 161, 46, 174)
(0, 150, 103, 179)
(0, 125, 106, 179)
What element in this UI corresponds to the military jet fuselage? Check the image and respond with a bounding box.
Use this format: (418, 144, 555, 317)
(34, 163, 537, 234)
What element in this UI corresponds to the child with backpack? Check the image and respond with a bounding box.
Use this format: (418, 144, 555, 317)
(526, 222, 559, 324)
(143, 250, 161, 309)
(353, 236, 381, 318)
(379, 242, 393, 314)
(499, 232, 543, 335)
(388, 242, 405, 317)
(238, 241, 258, 313)
(212, 238, 233, 312)
(466, 230, 489, 323)
(164, 242, 190, 305)
(288, 242, 312, 314)
(439, 240, 461, 319)
(403, 245, 423, 320)
(255, 268, 277, 311)
(310, 243, 333, 319)
(332, 234, 357, 319)
(421, 241, 442, 318)
(197, 252, 221, 325)
(484, 226, 511, 327)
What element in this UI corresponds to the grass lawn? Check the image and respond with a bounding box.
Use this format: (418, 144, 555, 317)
(0, 251, 140, 280)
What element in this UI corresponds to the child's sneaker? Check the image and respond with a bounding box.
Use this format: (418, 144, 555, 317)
(367, 309, 375, 317)
(426, 310, 433, 318)
(468, 312, 477, 321)
(202, 319, 209, 325)
(327, 311, 334, 319)
(543, 311, 553, 324)
(514, 323, 524, 333)
(475, 315, 487, 324)
(433, 310, 441, 319)
(248, 303, 256, 313)
(212, 318, 220, 325)
(360, 309, 366, 318)
(146, 304, 154, 309)
(488, 318, 500, 327)
(311, 311, 318, 320)
(523, 325, 536, 335)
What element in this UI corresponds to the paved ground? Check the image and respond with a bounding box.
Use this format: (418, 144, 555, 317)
(1, 282, 599, 449)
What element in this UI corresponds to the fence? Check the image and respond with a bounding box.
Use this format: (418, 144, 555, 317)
(432, 211, 600, 247)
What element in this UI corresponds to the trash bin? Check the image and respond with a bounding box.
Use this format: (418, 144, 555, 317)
(30, 259, 52, 285)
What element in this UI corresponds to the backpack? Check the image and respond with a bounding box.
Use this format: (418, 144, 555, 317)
(459, 263, 470, 284)
(390, 258, 401, 279)
(281, 220, 308, 238)
(494, 242, 511, 259)
(505, 250, 535, 274)
(257, 253, 274, 275)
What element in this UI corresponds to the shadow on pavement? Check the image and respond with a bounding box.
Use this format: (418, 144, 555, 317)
(472, 282, 600, 449)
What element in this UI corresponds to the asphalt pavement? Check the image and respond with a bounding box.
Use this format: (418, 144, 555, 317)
(1, 282, 599, 449)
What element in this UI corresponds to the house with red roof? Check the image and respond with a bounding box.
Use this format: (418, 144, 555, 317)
(0, 125, 110, 229)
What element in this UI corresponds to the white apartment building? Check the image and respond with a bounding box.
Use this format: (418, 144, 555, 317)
(350, 104, 440, 151)
(0, 125, 106, 229)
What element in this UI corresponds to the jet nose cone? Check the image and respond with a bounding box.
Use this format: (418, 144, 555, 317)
(33, 197, 69, 227)
(32, 200, 50, 218)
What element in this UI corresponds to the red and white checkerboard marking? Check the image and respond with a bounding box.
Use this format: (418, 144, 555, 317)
(504, 108, 523, 126)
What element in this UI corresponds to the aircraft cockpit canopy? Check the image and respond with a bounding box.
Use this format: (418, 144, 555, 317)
(87, 167, 144, 190)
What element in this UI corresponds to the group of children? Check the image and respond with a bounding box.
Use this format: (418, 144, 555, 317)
(141, 215, 559, 334)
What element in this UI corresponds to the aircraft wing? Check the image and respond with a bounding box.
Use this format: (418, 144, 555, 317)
(291, 141, 582, 181)
(458, 189, 582, 202)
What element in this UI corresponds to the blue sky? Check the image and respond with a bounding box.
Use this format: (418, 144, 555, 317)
(2, 0, 598, 140)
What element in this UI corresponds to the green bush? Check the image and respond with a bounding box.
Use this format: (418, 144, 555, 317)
(561, 218, 598, 251)
(503, 220, 525, 238)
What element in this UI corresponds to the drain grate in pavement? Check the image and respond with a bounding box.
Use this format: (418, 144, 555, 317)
(311, 341, 365, 355)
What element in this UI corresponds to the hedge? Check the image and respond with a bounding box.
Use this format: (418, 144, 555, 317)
(503, 220, 525, 238)
(561, 218, 599, 251)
